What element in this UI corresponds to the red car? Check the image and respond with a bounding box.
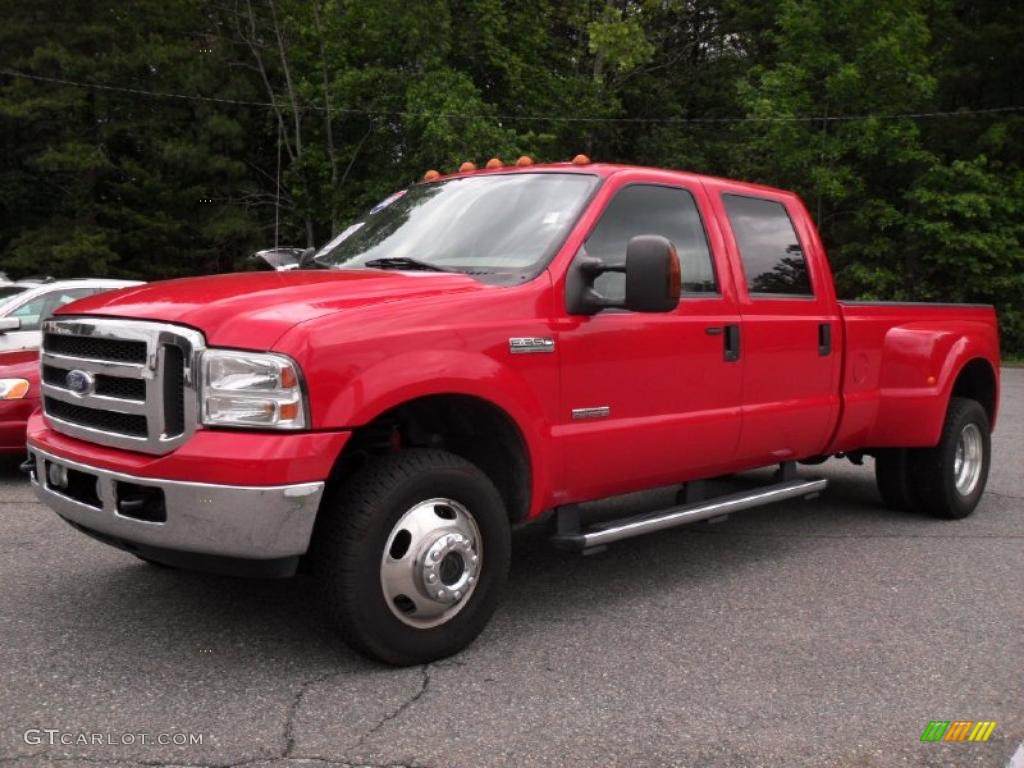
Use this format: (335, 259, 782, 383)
(25, 160, 1000, 664)
(0, 349, 39, 454)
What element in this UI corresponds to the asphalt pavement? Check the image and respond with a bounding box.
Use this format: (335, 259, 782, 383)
(1, 370, 1021, 768)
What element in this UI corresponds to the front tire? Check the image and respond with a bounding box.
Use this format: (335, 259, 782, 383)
(313, 449, 510, 665)
(910, 397, 991, 519)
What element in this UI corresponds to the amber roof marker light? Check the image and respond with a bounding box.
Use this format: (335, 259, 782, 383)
(515, 155, 534, 167)
(485, 157, 504, 169)
(423, 169, 441, 181)
(571, 154, 591, 165)
(459, 161, 477, 172)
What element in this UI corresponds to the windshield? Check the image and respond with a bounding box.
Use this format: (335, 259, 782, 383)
(0, 286, 28, 313)
(314, 172, 598, 281)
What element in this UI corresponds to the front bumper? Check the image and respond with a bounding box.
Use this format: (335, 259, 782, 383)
(28, 445, 325, 567)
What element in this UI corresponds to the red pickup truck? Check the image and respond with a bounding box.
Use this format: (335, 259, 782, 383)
(25, 160, 1000, 665)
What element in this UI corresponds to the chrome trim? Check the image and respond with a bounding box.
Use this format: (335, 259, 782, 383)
(42, 413, 151, 447)
(41, 351, 147, 378)
(571, 406, 610, 420)
(954, 422, 984, 496)
(509, 337, 555, 354)
(552, 478, 828, 549)
(42, 383, 148, 414)
(41, 317, 206, 455)
(380, 498, 482, 629)
(28, 445, 325, 559)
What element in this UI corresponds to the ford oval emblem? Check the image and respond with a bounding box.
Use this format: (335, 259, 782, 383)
(65, 369, 95, 396)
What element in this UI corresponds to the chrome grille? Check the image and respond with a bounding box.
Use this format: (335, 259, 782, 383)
(43, 333, 147, 363)
(41, 318, 206, 455)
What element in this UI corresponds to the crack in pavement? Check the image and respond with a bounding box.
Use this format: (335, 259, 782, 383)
(1, 662, 436, 768)
(0, 754, 215, 767)
(355, 663, 432, 748)
(0, 754, 429, 768)
(281, 668, 349, 757)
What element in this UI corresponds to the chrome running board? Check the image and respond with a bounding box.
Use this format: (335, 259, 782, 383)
(551, 477, 828, 552)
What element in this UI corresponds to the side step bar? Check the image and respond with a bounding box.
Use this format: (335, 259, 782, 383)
(551, 477, 828, 552)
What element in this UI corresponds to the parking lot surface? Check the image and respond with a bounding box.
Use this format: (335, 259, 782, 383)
(1, 369, 1021, 768)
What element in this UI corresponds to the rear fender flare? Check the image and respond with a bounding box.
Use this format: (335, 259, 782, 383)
(871, 322, 998, 446)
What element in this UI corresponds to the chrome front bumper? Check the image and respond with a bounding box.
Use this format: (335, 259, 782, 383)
(28, 446, 325, 561)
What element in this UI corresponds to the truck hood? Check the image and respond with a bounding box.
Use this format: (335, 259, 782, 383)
(58, 270, 486, 349)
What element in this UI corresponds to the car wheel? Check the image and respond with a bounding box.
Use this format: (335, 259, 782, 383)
(911, 397, 991, 519)
(313, 449, 510, 665)
(874, 448, 920, 511)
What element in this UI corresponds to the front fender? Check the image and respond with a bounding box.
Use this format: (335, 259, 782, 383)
(309, 347, 558, 519)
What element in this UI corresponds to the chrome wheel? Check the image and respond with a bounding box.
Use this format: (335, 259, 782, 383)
(953, 422, 984, 496)
(380, 498, 482, 629)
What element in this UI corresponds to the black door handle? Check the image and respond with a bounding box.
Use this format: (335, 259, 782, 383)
(818, 323, 832, 356)
(724, 324, 741, 362)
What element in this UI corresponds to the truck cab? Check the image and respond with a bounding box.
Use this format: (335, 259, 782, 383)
(25, 160, 999, 665)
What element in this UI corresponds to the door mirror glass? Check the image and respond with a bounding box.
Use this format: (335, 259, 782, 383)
(625, 235, 682, 313)
(0, 317, 21, 333)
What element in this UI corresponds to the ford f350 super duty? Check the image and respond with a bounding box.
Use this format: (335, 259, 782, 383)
(24, 159, 1000, 665)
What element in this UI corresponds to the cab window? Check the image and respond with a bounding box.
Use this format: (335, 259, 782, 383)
(584, 184, 717, 301)
(723, 194, 813, 296)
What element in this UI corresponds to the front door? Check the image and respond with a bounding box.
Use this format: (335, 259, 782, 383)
(555, 173, 744, 502)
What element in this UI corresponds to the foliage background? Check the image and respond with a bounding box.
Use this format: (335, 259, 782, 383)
(1, 0, 1021, 351)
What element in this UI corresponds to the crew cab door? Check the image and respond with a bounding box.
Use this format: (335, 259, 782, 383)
(705, 184, 842, 464)
(554, 172, 744, 502)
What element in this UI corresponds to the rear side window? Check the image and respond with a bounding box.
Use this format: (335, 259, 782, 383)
(723, 194, 812, 296)
(585, 184, 717, 299)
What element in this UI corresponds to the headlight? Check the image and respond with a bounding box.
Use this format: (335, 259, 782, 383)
(0, 379, 30, 400)
(200, 350, 307, 429)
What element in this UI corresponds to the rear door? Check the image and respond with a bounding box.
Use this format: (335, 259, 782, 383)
(555, 171, 744, 502)
(705, 184, 842, 465)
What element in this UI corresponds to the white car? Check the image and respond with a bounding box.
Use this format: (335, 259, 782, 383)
(0, 278, 144, 352)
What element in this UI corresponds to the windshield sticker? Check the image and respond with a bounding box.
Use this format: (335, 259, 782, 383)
(369, 189, 407, 215)
(318, 222, 365, 253)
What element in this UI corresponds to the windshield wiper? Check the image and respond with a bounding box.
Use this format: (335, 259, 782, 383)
(362, 257, 453, 273)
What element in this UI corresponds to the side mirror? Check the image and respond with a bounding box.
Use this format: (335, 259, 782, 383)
(0, 317, 21, 334)
(566, 235, 681, 315)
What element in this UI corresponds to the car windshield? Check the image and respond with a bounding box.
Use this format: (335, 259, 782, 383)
(0, 286, 28, 313)
(314, 172, 598, 282)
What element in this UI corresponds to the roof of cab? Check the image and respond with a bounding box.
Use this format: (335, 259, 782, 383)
(419, 160, 798, 200)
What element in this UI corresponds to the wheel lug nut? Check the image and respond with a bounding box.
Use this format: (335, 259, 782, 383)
(454, 590, 462, 599)
(437, 589, 446, 598)
(427, 574, 436, 583)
